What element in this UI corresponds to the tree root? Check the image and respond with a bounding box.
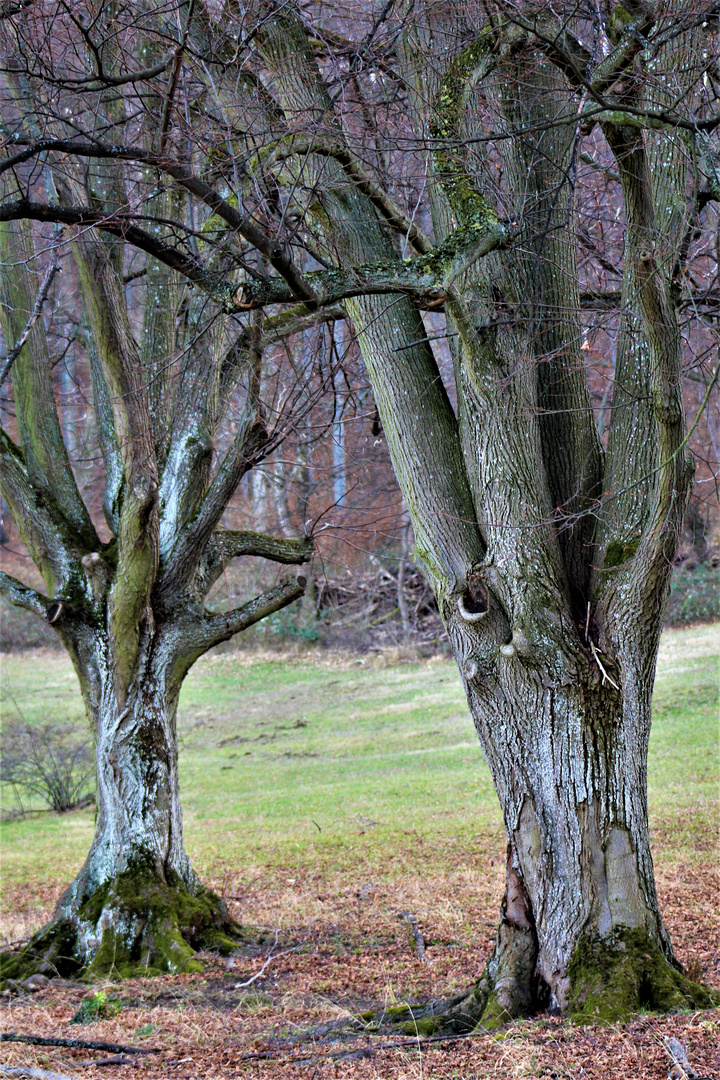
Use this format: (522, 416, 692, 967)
(0, 865, 242, 984)
(360, 925, 720, 1035)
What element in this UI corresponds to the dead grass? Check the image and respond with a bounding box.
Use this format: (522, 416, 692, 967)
(1, 847, 718, 1078)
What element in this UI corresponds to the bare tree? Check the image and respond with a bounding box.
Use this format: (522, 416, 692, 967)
(0, 0, 718, 1020)
(0, 2, 326, 977)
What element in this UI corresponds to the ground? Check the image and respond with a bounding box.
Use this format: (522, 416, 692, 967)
(1, 625, 718, 1078)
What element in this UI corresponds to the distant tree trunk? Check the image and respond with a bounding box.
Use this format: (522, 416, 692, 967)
(332, 322, 347, 509)
(396, 508, 411, 644)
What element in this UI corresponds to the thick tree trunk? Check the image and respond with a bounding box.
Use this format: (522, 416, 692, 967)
(2, 623, 237, 981)
(393, 601, 717, 1031)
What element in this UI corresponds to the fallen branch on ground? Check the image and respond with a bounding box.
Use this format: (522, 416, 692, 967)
(73, 1058, 135, 1068)
(240, 1029, 481, 1063)
(1, 1035, 158, 1056)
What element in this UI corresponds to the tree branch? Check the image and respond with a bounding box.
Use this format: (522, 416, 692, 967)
(199, 575, 307, 649)
(157, 409, 270, 605)
(215, 528, 314, 565)
(0, 199, 233, 305)
(232, 232, 509, 310)
(195, 528, 313, 597)
(246, 133, 433, 254)
(0, 569, 49, 618)
(0, 237, 60, 390)
(0, 140, 317, 303)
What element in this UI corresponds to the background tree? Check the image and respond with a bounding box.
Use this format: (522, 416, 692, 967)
(1, 0, 718, 1021)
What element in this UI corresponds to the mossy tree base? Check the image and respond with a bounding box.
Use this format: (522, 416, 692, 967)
(0, 865, 241, 984)
(364, 926, 720, 1036)
(565, 926, 720, 1024)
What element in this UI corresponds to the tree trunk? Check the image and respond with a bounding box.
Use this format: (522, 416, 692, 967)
(3, 622, 237, 980)
(388, 592, 716, 1031)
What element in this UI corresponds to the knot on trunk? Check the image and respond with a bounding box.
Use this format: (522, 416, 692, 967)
(82, 552, 110, 604)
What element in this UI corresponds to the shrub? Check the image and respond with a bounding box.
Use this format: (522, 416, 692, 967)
(664, 563, 720, 627)
(0, 720, 94, 816)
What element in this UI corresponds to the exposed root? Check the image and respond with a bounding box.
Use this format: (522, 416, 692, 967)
(565, 926, 720, 1023)
(0, 865, 242, 985)
(359, 923, 720, 1035)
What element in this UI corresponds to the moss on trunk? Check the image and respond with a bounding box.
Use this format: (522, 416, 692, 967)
(565, 926, 720, 1023)
(0, 860, 241, 984)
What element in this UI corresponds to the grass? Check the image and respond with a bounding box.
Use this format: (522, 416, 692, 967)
(0, 624, 717, 921)
(0, 625, 718, 1079)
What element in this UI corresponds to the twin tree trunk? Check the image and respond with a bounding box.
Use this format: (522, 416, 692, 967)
(2, 0, 718, 1030)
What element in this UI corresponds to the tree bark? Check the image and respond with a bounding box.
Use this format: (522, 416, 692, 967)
(3, 619, 238, 980)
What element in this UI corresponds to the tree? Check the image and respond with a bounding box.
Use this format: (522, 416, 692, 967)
(0, 6, 322, 975)
(1, 0, 718, 1020)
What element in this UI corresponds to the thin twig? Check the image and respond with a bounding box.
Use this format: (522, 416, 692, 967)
(588, 640, 620, 690)
(233, 931, 305, 989)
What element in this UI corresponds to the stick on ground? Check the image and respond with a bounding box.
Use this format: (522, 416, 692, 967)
(1, 1034, 158, 1056)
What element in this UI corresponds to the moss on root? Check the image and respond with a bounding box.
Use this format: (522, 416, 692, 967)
(566, 926, 720, 1023)
(0, 860, 242, 985)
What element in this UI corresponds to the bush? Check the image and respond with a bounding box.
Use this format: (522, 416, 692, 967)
(0, 720, 94, 816)
(664, 563, 720, 627)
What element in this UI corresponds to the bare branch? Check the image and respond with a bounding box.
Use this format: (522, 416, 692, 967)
(199, 575, 307, 649)
(246, 133, 433, 254)
(0, 233, 60, 389)
(214, 528, 314, 565)
(0, 569, 49, 618)
(0, 140, 317, 303)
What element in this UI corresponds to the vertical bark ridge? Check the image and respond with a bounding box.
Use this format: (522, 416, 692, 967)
(499, 55, 603, 611)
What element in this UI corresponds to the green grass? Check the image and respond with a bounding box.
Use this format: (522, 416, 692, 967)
(1, 625, 717, 902)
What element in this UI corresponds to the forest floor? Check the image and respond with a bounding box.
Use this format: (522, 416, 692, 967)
(1, 624, 718, 1079)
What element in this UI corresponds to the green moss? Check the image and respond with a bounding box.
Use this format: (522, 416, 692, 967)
(2, 856, 241, 986)
(397, 1016, 441, 1037)
(478, 993, 513, 1029)
(77, 859, 240, 977)
(603, 537, 641, 569)
(566, 926, 720, 1023)
(0, 919, 82, 983)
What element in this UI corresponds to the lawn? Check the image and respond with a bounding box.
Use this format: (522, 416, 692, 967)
(0, 623, 718, 1079)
